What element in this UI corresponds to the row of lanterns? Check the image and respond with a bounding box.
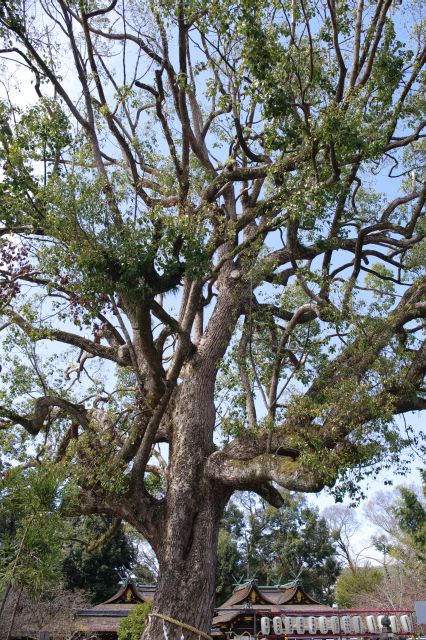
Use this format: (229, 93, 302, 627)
(259, 614, 414, 636)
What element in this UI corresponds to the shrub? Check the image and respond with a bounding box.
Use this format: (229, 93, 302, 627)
(118, 601, 152, 640)
(335, 567, 384, 608)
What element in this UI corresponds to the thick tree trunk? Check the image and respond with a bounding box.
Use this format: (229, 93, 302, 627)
(142, 363, 229, 640)
(143, 486, 226, 639)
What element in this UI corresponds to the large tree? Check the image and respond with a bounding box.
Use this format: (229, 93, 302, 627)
(0, 0, 425, 637)
(245, 495, 340, 603)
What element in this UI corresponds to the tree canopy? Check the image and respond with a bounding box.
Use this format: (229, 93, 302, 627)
(0, 0, 425, 636)
(61, 516, 137, 604)
(393, 470, 426, 561)
(0, 470, 139, 635)
(216, 493, 340, 604)
(0, 467, 64, 601)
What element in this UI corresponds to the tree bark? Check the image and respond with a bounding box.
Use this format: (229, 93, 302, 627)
(143, 486, 227, 639)
(142, 363, 230, 640)
(0, 582, 11, 619)
(6, 585, 23, 640)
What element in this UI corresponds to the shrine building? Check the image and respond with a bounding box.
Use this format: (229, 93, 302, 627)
(74, 581, 154, 640)
(210, 579, 415, 638)
(73, 579, 416, 640)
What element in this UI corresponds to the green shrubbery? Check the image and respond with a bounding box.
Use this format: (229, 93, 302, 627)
(117, 602, 152, 640)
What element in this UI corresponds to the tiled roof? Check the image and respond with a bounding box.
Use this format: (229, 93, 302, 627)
(216, 581, 323, 610)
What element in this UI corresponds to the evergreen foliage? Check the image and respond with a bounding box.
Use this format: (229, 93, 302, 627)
(62, 517, 137, 604)
(0, 467, 64, 597)
(217, 493, 340, 604)
(392, 471, 426, 561)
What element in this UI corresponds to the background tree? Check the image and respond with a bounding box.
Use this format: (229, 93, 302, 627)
(0, 472, 141, 636)
(62, 516, 137, 604)
(322, 505, 363, 571)
(216, 493, 340, 604)
(0, 0, 425, 637)
(216, 502, 245, 604)
(0, 467, 66, 639)
(333, 477, 426, 609)
(0, 473, 139, 604)
(0, 583, 89, 640)
(334, 566, 384, 608)
(393, 470, 426, 561)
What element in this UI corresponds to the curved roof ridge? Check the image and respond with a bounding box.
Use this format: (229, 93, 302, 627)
(101, 579, 147, 605)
